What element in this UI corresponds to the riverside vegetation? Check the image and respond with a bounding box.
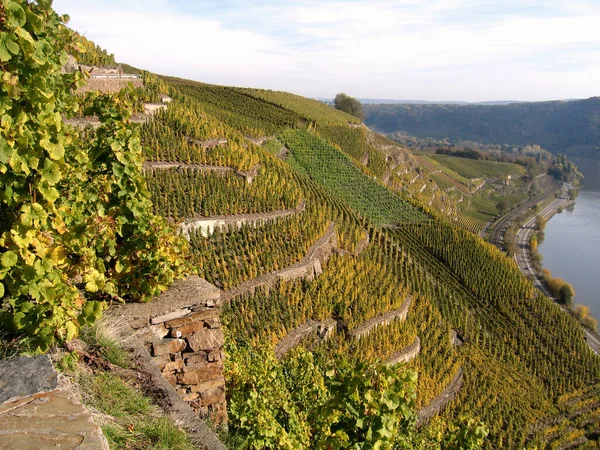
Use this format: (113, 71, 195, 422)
(1, 1, 599, 449)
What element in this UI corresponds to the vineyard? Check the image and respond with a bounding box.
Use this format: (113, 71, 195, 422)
(141, 73, 600, 448)
(4, 6, 600, 448)
(280, 129, 429, 225)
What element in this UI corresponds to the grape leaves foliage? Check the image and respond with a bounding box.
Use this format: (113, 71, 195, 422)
(0, 0, 188, 352)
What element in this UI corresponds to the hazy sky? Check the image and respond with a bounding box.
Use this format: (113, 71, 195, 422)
(54, 0, 600, 102)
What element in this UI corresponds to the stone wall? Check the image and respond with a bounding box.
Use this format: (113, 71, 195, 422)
(78, 77, 144, 94)
(105, 276, 227, 424)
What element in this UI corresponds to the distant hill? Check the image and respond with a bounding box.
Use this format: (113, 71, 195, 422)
(364, 97, 600, 157)
(358, 99, 524, 105)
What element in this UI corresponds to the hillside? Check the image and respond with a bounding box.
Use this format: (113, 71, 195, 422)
(1, 3, 599, 450)
(137, 74, 600, 448)
(364, 98, 600, 157)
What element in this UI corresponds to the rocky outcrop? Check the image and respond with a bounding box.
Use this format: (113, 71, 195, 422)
(106, 276, 227, 425)
(385, 336, 421, 365)
(349, 296, 412, 339)
(0, 357, 108, 450)
(222, 221, 337, 301)
(274, 318, 337, 359)
(417, 367, 464, 426)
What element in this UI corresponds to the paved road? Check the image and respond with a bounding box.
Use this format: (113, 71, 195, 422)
(514, 193, 600, 355)
(489, 184, 561, 248)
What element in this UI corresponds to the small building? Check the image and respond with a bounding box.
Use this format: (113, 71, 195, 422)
(160, 95, 172, 104)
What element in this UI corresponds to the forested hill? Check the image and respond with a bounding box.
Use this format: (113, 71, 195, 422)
(364, 97, 600, 157)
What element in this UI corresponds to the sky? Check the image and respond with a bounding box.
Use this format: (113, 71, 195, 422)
(53, 0, 600, 102)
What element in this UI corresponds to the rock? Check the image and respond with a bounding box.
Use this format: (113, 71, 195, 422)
(162, 359, 184, 373)
(151, 354, 171, 371)
(152, 338, 187, 356)
(134, 324, 169, 344)
(170, 320, 206, 337)
(0, 389, 109, 450)
(184, 351, 208, 365)
(187, 328, 224, 352)
(313, 259, 323, 276)
(151, 308, 191, 325)
(0, 356, 58, 404)
(166, 309, 215, 329)
(190, 378, 226, 393)
(198, 387, 226, 407)
(177, 365, 223, 385)
(182, 392, 200, 402)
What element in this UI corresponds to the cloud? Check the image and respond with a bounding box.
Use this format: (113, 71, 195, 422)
(53, 0, 600, 101)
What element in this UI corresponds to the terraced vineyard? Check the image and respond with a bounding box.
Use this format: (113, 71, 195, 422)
(280, 129, 429, 225)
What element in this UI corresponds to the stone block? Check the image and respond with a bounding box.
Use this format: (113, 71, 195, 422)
(190, 378, 225, 393)
(0, 355, 58, 404)
(163, 373, 177, 387)
(170, 320, 206, 337)
(187, 328, 224, 352)
(162, 359, 184, 373)
(207, 351, 222, 362)
(151, 354, 171, 371)
(166, 309, 215, 329)
(152, 338, 187, 356)
(204, 317, 221, 329)
(198, 387, 226, 407)
(182, 392, 199, 402)
(151, 308, 191, 325)
(177, 365, 223, 385)
(184, 351, 208, 365)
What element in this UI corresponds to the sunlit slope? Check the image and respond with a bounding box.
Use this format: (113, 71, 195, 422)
(146, 74, 600, 448)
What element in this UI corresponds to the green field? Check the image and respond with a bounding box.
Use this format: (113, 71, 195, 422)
(429, 154, 526, 180)
(280, 129, 428, 225)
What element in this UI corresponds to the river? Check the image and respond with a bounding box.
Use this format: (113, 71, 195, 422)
(538, 155, 600, 321)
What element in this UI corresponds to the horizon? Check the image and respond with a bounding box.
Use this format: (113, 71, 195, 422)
(54, 0, 600, 103)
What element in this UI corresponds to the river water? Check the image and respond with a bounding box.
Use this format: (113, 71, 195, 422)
(538, 156, 600, 320)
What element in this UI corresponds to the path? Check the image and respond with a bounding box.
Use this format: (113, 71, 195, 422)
(488, 183, 560, 247)
(385, 336, 421, 365)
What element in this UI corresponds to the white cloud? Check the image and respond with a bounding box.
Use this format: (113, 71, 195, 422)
(53, 0, 600, 101)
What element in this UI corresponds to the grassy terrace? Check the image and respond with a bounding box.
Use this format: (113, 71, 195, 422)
(429, 154, 526, 180)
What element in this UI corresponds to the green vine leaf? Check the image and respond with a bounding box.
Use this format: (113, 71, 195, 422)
(1, 251, 18, 268)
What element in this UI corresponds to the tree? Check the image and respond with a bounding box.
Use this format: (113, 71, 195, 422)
(558, 283, 575, 306)
(334, 93, 364, 120)
(496, 199, 509, 215)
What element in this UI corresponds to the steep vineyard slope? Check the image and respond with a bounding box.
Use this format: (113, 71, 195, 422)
(136, 74, 600, 448)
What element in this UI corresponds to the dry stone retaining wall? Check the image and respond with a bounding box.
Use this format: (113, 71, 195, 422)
(106, 276, 228, 425)
(222, 221, 336, 301)
(417, 367, 464, 426)
(349, 296, 412, 339)
(78, 77, 143, 94)
(274, 318, 337, 359)
(180, 200, 306, 238)
(385, 336, 421, 365)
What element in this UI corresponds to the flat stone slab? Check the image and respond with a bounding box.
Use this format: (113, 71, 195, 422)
(0, 388, 109, 450)
(0, 355, 58, 404)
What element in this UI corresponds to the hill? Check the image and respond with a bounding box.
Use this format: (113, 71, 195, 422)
(364, 97, 600, 157)
(1, 3, 599, 449)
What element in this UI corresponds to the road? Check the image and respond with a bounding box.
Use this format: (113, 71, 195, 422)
(489, 184, 561, 248)
(514, 190, 600, 355)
